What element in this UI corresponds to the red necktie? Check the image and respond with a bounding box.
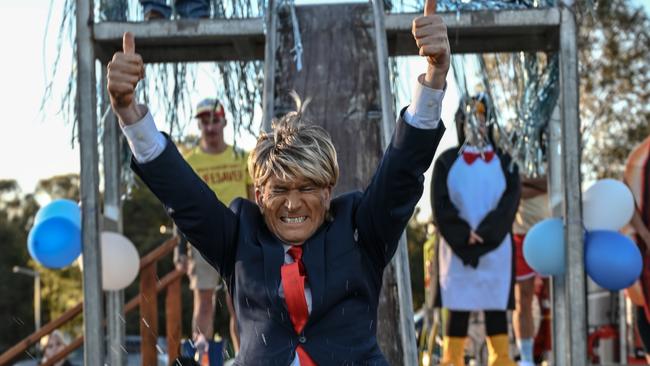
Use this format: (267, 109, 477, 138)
(281, 246, 317, 366)
(463, 150, 495, 165)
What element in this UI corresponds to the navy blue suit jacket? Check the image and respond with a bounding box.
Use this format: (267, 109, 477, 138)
(132, 115, 445, 365)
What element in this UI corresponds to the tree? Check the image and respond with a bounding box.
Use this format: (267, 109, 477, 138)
(406, 211, 428, 311)
(35, 173, 80, 200)
(0, 180, 34, 351)
(579, 0, 650, 181)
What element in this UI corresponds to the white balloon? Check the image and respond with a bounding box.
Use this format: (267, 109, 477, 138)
(582, 179, 635, 231)
(101, 231, 140, 291)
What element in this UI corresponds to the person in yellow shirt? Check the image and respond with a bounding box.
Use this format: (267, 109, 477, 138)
(174, 98, 254, 356)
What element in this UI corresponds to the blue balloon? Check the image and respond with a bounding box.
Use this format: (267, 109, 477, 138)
(28, 217, 81, 268)
(585, 230, 642, 291)
(523, 218, 565, 276)
(34, 199, 81, 228)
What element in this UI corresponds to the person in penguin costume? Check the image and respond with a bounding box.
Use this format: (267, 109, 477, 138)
(431, 93, 521, 366)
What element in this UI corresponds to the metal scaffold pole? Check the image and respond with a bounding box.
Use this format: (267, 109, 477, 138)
(559, 5, 586, 365)
(102, 67, 126, 366)
(76, 0, 105, 364)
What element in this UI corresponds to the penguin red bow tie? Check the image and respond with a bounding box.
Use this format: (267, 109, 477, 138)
(462, 151, 495, 164)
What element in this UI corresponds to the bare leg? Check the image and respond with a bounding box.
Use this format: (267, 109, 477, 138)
(225, 291, 240, 353)
(514, 276, 535, 364)
(192, 288, 215, 340)
(514, 277, 536, 339)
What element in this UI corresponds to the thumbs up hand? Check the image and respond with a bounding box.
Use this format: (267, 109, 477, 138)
(107, 32, 145, 124)
(412, 0, 450, 89)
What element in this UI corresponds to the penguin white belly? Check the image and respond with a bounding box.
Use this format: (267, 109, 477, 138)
(438, 154, 512, 310)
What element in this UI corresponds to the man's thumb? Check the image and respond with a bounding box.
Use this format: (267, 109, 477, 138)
(424, 0, 436, 16)
(123, 32, 135, 54)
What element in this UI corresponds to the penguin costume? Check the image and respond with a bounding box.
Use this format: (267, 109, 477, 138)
(431, 94, 521, 366)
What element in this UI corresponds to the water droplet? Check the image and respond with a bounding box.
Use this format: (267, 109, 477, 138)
(246, 297, 251, 308)
(341, 307, 345, 316)
(12, 317, 25, 326)
(156, 344, 164, 354)
(24, 350, 36, 360)
(345, 280, 349, 291)
(261, 333, 267, 346)
(267, 308, 271, 318)
(142, 318, 150, 328)
(369, 320, 374, 330)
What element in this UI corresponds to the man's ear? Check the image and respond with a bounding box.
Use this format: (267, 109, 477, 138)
(255, 188, 263, 207)
(322, 186, 332, 211)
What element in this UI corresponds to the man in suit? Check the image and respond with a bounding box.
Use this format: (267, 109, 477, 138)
(106, 0, 449, 363)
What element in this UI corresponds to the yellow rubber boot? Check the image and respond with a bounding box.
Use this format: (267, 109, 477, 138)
(440, 336, 465, 366)
(486, 334, 516, 366)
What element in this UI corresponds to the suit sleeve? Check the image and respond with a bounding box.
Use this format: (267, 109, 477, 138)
(131, 135, 239, 277)
(431, 149, 472, 249)
(355, 109, 445, 267)
(474, 153, 521, 247)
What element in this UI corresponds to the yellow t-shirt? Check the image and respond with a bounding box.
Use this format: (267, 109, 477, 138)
(183, 145, 252, 206)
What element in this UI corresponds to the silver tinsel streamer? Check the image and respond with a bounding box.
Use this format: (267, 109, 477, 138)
(437, 0, 555, 12)
(387, 0, 555, 13)
(453, 53, 559, 177)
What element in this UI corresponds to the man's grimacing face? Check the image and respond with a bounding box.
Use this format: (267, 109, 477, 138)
(256, 175, 332, 245)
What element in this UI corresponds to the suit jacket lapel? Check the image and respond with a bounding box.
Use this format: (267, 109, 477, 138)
(302, 224, 327, 322)
(257, 225, 293, 330)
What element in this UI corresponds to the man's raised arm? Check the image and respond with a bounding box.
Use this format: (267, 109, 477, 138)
(107, 32, 166, 163)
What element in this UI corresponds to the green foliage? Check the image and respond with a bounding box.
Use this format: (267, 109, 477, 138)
(35, 174, 80, 200)
(0, 198, 34, 351)
(579, 0, 650, 180)
(407, 211, 429, 311)
(37, 263, 84, 335)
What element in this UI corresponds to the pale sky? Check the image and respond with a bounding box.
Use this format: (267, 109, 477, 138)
(0, 0, 80, 194)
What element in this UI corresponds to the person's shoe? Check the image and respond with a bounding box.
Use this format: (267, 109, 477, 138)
(144, 10, 166, 21)
(487, 335, 517, 366)
(440, 336, 466, 366)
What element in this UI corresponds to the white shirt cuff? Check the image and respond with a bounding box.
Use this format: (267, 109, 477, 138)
(120, 106, 167, 163)
(403, 74, 446, 129)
